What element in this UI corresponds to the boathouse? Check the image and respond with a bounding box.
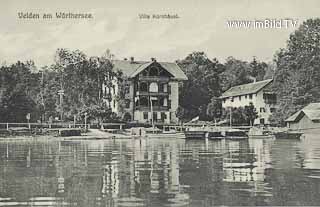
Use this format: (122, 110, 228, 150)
(285, 103, 320, 130)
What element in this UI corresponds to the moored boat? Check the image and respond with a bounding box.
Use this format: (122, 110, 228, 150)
(184, 130, 206, 139)
(223, 129, 248, 140)
(248, 126, 273, 139)
(206, 131, 224, 140)
(274, 131, 303, 139)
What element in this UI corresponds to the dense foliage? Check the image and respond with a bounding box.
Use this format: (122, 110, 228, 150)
(0, 61, 40, 122)
(177, 52, 270, 123)
(270, 18, 320, 125)
(2, 18, 320, 125)
(0, 49, 121, 123)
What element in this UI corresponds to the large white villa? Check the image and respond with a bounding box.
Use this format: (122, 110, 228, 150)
(102, 58, 187, 124)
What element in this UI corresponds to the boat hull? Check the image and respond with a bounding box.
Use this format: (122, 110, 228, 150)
(274, 132, 302, 139)
(184, 131, 206, 139)
(207, 131, 224, 140)
(224, 131, 248, 139)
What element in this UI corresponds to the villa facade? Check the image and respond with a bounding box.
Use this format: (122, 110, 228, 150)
(102, 58, 187, 124)
(220, 79, 277, 125)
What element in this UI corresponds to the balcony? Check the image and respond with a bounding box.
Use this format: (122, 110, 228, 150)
(135, 106, 169, 111)
(138, 76, 170, 82)
(136, 91, 169, 96)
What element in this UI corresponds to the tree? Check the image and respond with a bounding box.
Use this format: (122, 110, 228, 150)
(221, 107, 247, 126)
(175, 106, 186, 125)
(271, 18, 320, 125)
(206, 97, 222, 122)
(0, 61, 40, 122)
(220, 57, 252, 91)
(51, 48, 117, 121)
(244, 102, 258, 126)
(249, 56, 267, 81)
(177, 52, 225, 121)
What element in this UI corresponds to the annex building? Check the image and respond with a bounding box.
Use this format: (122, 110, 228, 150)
(220, 79, 277, 125)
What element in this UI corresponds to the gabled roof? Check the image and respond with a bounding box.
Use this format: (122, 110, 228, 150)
(221, 79, 273, 99)
(285, 103, 320, 122)
(112, 60, 188, 80)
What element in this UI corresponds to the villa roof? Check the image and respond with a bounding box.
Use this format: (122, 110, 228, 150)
(220, 79, 273, 99)
(285, 103, 320, 122)
(112, 60, 188, 80)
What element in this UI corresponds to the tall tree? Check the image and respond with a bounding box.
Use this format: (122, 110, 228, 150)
(177, 52, 225, 120)
(0, 61, 40, 122)
(270, 18, 320, 125)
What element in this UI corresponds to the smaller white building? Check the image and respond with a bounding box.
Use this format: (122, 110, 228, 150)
(220, 79, 276, 125)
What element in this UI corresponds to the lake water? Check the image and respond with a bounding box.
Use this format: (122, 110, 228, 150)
(1, 133, 320, 206)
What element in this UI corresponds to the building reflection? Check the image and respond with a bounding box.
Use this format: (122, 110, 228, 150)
(1, 135, 320, 206)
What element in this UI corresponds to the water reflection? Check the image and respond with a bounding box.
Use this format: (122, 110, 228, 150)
(1, 134, 320, 206)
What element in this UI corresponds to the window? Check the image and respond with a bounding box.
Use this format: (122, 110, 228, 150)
(125, 86, 130, 94)
(168, 85, 171, 94)
(140, 82, 148, 92)
(140, 97, 148, 107)
(239, 96, 242, 101)
(159, 83, 164, 92)
(245, 95, 248, 99)
(149, 82, 158, 92)
(168, 100, 171, 109)
(249, 94, 253, 99)
(270, 108, 276, 113)
(153, 112, 158, 121)
(260, 107, 266, 113)
(149, 66, 159, 76)
(125, 99, 130, 108)
(159, 97, 165, 106)
(113, 100, 116, 108)
(231, 98, 234, 102)
(163, 84, 168, 92)
(161, 112, 166, 121)
(143, 112, 148, 120)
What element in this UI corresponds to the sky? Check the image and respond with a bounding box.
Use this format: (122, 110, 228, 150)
(1, 0, 320, 67)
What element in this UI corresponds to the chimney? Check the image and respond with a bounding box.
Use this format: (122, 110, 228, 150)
(151, 57, 156, 62)
(130, 57, 134, 63)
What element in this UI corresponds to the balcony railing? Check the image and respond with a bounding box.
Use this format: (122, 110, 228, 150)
(135, 106, 169, 111)
(136, 91, 169, 96)
(138, 76, 170, 82)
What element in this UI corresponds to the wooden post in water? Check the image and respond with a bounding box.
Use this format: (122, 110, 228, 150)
(27, 147, 31, 168)
(229, 107, 232, 128)
(84, 112, 87, 132)
(6, 142, 9, 159)
(6, 123, 9, 130)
